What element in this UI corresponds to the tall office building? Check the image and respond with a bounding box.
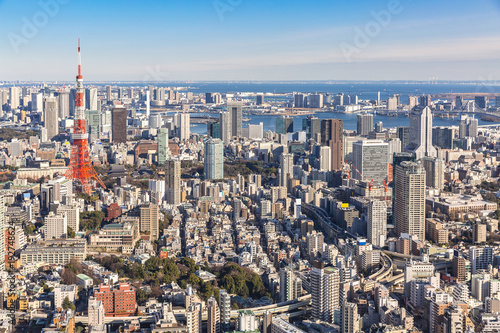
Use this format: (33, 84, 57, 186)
(9, 87, 20, 109)
(57, 91, 70, 118)
(422, 157, 445, 190)
(405, 107, 437, 160)
(455, 96, 463, 110)
(302, 115, 321, 141)
(112, 106, 127, 143)
(357, 113, 373, 136)
(165, 160, 181, 205)
(0, 195, 4, 271)
(320, 119, 343, 171)
(85, 88, 98, 110)
(219, 289, 231, 330)
(397, 127, 410, 151)
(367, 199, 387, 248)
(279, 267, 302, 302)
(219, 112, 232, 144)
(31, 93, 43, 112)
(276, 116, 293, 134)
(204, 139, 224, 180)
(342, 302, 360, 333)
(69, 88, 77, 116)
(419, 95, 431, 107)
(256, 94, 264, 105)
(310, 261, 340, 323)
(394, 162, 426, 240)
(318, 146, 331, 172)
(228, 101, 242, 138)
(352, 140, 388, 186)
(44, 96, 59, 140)
(432, 127, 455, 149)
(157, 128, 170, 165)
(280, 153, 293, 187)
(174, 113, 190, 141)
(139, 203, 159, 241)
(308, 94, 324, 108)
(207, 296, 220, 333)
(207, 122, 220, 139)
(475, 96, 487, 109)
(106, 85, 112, 100)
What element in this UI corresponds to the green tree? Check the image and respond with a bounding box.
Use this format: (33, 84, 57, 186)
(62, 296, 76, 311)
(67, 227, 76, 238)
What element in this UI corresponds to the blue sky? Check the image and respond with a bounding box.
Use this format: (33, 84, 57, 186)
(1, 0, 500, 81)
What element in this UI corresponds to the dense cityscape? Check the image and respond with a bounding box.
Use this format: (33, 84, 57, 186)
(2, 0, 500, 332)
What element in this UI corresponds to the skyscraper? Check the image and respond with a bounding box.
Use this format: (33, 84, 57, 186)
(9, 87, 20, 109)
(219, 111, 232, 144)
(352, 140, 389, 186)
(112, 106, 127, 143)
(228, 101, 242, 138)
(204, 139, 224, 180)
(475, 96, 487, 109)
(207, 296, 220, 333)
(106, 85, 112, 100)
(405, 106, 437, 160)
(394, 161, 426, 240)
(367, 199, 387, 247)
(85, 88, 98, 110)
(310, 261, 340, 323)
(165, 160, 181, 205)
(44, 96, 59, 140)
(302, 115, 321, 141)
(280, 153, 293, 187)
(57, 91, 70, 119)
(186, 302, 202, 333)
(397, 127, 410, 151)
(357, 113, 373, 136)
(174, 113, 190, 141)
(276, 115, 293, 134)
(157, 128, 170, 165)
(321, 119, 343, 171)
(207, 122, 220, 139)
(318, 146, 331, 171)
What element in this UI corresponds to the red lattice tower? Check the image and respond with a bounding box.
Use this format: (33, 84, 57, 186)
(65, 39, 106, 195)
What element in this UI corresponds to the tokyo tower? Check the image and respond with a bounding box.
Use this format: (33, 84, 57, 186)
(65, 39, 106, 195)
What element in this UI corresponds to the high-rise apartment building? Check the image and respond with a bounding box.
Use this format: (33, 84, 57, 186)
(342, 302, 360, 333)
(367, 199, 387, 247)
(204, 139, 224, 180)
(352, 140, 388, 186)
(394, 161, 426, 240)
(279, 267, 302, 302)
(94, 283, 136, 317)
(310, 261, 340, 323)
(207, 296, 220, 333)
(469, 246, 493, 274)
(165, 160, 181, 205)
(405, 106, 437, 159)
(422, 157, 445, 189)
(85, 88, 98, 110)
(88, 297, 105, 329)
(219, 289, 231, 330)
(139, 203, 159, 241)
(280, 153, 293, 188)
(320, 119, 344, 170)
(45, 213, 67, 240)
(357, 113, 373, 136)
(9, 87, 20, 109)
(111, 106, 127, 143)
(186, 302, 202, 333)
(174, 113, 190, 141)
(219, 111, 232, 144)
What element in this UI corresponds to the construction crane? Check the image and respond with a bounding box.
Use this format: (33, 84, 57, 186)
(351, 165, 374, 199)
